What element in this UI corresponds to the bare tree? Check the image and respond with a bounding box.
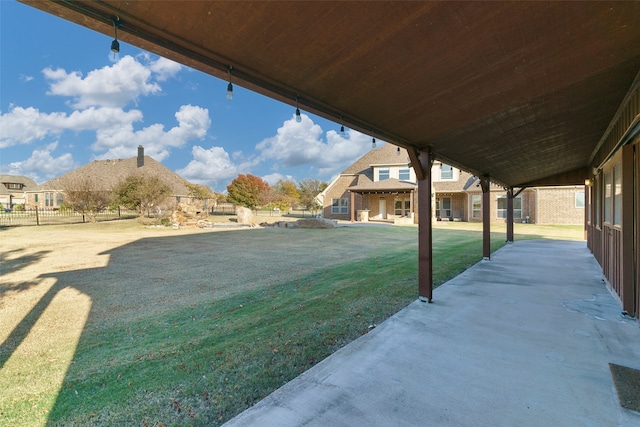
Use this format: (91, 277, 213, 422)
(61, 177, 113, 223)
(298, 178, 328, 215)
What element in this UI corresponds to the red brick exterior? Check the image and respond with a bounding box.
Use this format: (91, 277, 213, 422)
(321, 145, 584, 224)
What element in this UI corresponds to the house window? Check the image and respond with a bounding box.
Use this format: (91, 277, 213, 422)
(398, 168, 410, 181)
(45, 193, 52, 207)
(440, 164, 453, 180)
(471, 195, 482, 218)
(575, 191, 585, 208)
(394, 197, 411, 217)
(497, 195, 522, 219)
(378, 168, 390, 181)
(436, 197, 451, 218)
(613, 163, 621, 226)
(594, 176, 601, 226)
(35, 194, 39, 203)
(331, 198, 349, 214)
(7, 183, 21, 190)
(57, 193, 64, 206)
(604, 170, 612, 223)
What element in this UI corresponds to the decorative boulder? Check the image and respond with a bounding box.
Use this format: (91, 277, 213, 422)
(236, 206, 254, 224)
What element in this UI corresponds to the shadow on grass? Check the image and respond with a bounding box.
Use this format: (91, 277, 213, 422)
(3, 225, 542, 426)
(0, 280, 62, 370)
(0, 248, 51, 282)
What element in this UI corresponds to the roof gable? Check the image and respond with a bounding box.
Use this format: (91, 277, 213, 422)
(342, 143, 410, 177)
(0, 174, 38, 187)
(38, 156, 191, 195)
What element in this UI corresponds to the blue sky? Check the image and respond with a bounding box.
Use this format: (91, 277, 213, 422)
(0, 1, 379, 192)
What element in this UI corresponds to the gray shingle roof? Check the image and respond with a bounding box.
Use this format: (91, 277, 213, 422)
(36, 156, 191, 195)
(0, 175, 39, 195)
(348, 176, 416, 192)
(342, 143, 410, 177)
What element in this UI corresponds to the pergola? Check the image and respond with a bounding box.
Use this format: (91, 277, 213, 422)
(21, 1, 640, 302)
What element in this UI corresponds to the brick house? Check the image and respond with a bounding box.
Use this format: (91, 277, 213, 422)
(25, 146, 193, 211)
(0, 175, 38, 210)
(319, 143, 585, 225)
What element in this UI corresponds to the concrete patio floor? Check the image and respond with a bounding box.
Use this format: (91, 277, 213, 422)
(224, 239, 640, 427)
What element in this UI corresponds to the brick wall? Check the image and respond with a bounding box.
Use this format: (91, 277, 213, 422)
(322, 175, 358, 220)
(535, 186, 585, 224)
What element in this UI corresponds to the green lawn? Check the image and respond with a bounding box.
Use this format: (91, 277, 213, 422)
(0, 222, 583, 426)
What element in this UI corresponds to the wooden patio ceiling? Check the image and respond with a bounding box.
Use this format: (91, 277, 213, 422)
(20, 1, 640, 187)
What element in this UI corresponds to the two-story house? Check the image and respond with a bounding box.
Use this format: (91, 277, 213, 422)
(0, 175, 38, 210)
(319, 143, 585, 225)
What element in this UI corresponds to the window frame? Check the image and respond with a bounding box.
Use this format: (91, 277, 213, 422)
(496, 195, 522, 219)
(613, 162, 622, 226)
(471, 194, 482, 219)
(603, 170, 612, 224)
(440, 164, 453, 180)
(331, 197, 349, 214)
(398, 167, 410, 181)
(437, 196, 452, 218)
(394, 196, 411, 217)
(378, 167, 390, 181)
(575, 191, 585, 209)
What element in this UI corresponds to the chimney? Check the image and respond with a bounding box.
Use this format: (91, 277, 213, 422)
(137, 145, 144, 167)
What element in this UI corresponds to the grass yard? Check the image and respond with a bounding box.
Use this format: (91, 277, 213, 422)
(0, 220, 584, 426)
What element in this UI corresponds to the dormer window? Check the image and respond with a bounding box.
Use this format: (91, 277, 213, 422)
(378, 167, 390, 181)
(440, 164, 453, 180)
(6, 183, 22, 190)
(399, 167, 410, 181)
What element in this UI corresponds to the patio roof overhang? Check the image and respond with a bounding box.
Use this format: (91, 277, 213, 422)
(349, 178, 416, 194)
(19, 1, 640, 188)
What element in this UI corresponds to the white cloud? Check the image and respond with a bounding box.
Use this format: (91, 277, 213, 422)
(176, 145, 256, 190)
(148, 56, 182, 81)
(0, 106, 142, 148)
(256, 114, 372, 177)
(44, 55, 161, 108)
(262, 172, 295, 186)
(20, 74, 34, 82)
(91, 104, 210, 161)
(3, 142, 77, 183)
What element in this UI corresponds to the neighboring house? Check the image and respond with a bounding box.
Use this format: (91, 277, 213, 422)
(0, 175, 38, 209)
(319, 143, 585, 225)
(26, 146, 192, 210)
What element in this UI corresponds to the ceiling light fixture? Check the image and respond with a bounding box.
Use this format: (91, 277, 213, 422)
(226, 66, 233, 100)
(372, 134, 376, 149)
(110, 17, 121, 54)
(340, 116, 346, 137)
(295, 96, 302, 123)
(397, 146, 401, 156)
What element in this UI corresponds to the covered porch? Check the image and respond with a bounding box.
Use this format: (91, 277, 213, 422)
(20, 0, 640, 317)
(347, 178, 418, 225)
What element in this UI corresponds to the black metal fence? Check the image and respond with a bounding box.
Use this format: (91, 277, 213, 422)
(0, 207, 138, 226)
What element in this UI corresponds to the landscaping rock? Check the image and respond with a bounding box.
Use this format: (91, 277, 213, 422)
(236, 206, 254, 224)
(171, 200, 208, 226)
(296, 218, 337, 229)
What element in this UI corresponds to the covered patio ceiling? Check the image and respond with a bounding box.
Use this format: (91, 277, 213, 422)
(21, 1, 640, 187)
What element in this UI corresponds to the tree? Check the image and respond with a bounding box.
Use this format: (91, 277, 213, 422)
(186, 183, 215, 211)
(226, 174, 270, 210)
(113, 175, 172, 217)
(186, 183, 214, 201)
(61, 177, 113, 223)
(269, 179, 299, 212)
(298, 178, 328, 214)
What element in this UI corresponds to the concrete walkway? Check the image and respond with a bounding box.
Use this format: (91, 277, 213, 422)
(224, 240, 640, 426)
